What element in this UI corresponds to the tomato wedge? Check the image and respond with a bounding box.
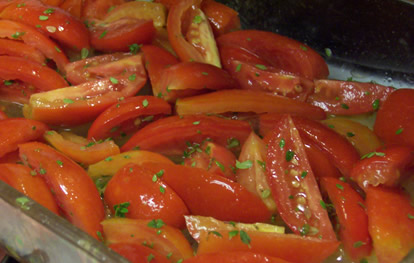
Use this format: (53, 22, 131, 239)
(88, 95, 171, 140)
(59, 0, 82, 18)
(0, 19, 69, 72)
(0, 79, 35, 104)
(87, 150, 173, 179)
(265, 115, 336, 240)
(217, 30, 329, 80)
(19, 142, 105, 240)
(102, 218, 193, 262)
(109, 243, 169, 263)
(0, 0, 90, 50)
(0, 118, 48, 158)
(138, 162, 271, 223)
(201, 0, 241, 37)
(175, 90, 326, 120)
(365, 186, 414, 263)
(104, 163, 189, 228)
(0, 163, 59, 214)
(121, 115, 252, 156)
(89, 18, 155, 52)
(374, 88, 414, 147)
(0, 38, 46, 64)
(0, 56, 67, 91)
(307, 79, 395, 115)
(43, 130, 120, 165)
(184, 252, 291, 263)
(350, 146, 414, 188)
(320, 177, 372, 261)
(167, 0, 221, 67)
(82, 0, 125, 20)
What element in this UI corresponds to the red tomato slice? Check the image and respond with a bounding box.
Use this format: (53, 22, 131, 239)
(0, 150, 20, 164)
(43, 130, 120, 165)
(0, 118, 48, 158)
(0, 19, 69, 72)
(102, 218, 193, 262)
(183, 141, 237, 181)
(0, 38, 46, 64)
(121, 115, 252, 156)
(139, 162, 271, 223)
(109, 243, 169, 263)
(350, 145, 414, 189)
(88, 95, 171, 140)
(307, 79, 395, 115)
(184, 251, 291, 263)
(18, 142, 105, 239)
(365, 186, 414, 263)
(0, 0, 90, 50)
(167, 0, 221, 67)
(196, 230, 339, 263)
(141, 45, 179, 97)
(175, 90, 326, 120)
(292, 116, 360, 177)
(0, 79, 35, 104)
(374, 88, 414, 147)
(104, 163, 189, 228)
(217, 30, 329, 80)
(320, 177, 372, 261)
(0, 108, 7, 120)
(59, 0, 82, 18)
(265, 115, 336, 240)
(0, 163, 59, 214)
(89, 18, 155, 52)
(0, 56, 67, 91)
(82, 0, 125, 19)
(23, 55, 147, 125)
(39, 0, 63, 6)
(200, 0, 241, 37)
(236, 132, 277, 212)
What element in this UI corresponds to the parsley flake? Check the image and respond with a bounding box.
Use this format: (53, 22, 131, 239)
(239, 230, 251, 245)
(236, 160, 253, 169)
(396, 128, 404, 135)
(99, 30, 107, 39)
(110, 77, 118, 84)
(285, 150, 295, 162)
(353, 241, 366, 248)
(255, 64, 267, 70)
(193, 15, 202, 24)
(39, 15, 49, 21)
(235, 64, 242, 72)
(129, 43, 141, 54)
(372, 99, 380, 110)
(114, 202, 130, 217)
(128, 74, 136, 81)
(147, 219, 165, 229)
(142, 99, 149, 107)
(227, 138, 240, 148)
(81, 48, 89, 59)
(44, 8, 55, 14)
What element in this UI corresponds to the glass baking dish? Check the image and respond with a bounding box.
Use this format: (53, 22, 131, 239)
(1, 0, 414, 262)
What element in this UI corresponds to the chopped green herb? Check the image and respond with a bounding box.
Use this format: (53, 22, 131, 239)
(128, 74, 136, 81)
(236, 160, 253, 169)
(408, 214, 414, 220)
(114, 202, 130, 217)
(353, 241, 366, 248)
(361, 151, 386, 159)
(341, 103, 349, 109)
(372, 99, 380, 110)
(325, 48, 332, 57)
(255, 64, 267, 70)
(300, 45, 308, 51)
(339, 177, 347, 182)
(39, 15, 49, 21)
(12, 31, 25, 39)
(193, 15, 203, 24)
(228, 230, 239, 239)
(395, 128, 404, 135)
(227, 138, 240, 149)
(81, 48, 89, 59)
(96, 231, 104, 241)
(279, 139, 286, 149)
(17, 3, 26, 7)
(110, 77, 118, 84)
(99, 30, 107, 39)
(56, 160, 63, 167)
(129, 43, 141, 54)
(201, 72, 209, 76)
(107, 6, 116, 13)
(141, 99, 149, 107)
(16, 196, 30, 210)
(208, 231, 222, 237)
(4, 80, 13, 86)
(159, 186, 165, 194)
(261, 189, 271, 199)
(39, 168, 47, 175)
(55, 46, 61, 53)
(166, 252, 173, 259)
(147, 253, 155, 262)
(147, 219, 165, 229)
(301, 171, 308, 179)
(336, 184, 344, 190)
(235, 64, 242, 72)
(104, 157, 113, 162)
(320, 200, 327, 209)
(257, 160, 266, 171)
(285, 150, 295, 162)
(299, 224, 310, 236)
(142, 115, 154, 122)
(215, 160, 225, 172)
(239, 230, 251, 245)
(44, 8, 55, 14)
(288, 195, 294, 199)
(192, 121, 200, 125)
(360, 259, 368, 263)
(347, 132, 355, 137)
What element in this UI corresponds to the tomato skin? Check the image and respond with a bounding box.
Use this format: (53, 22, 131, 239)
(0, 56, 67, 92)
(105, 163, 189, 228)
(156, 61, 237, 102)
(88, 96, 171, 140)
(321, 117, 382, 156)
(196, 230, 340, 263)
(121, 115, 252, 156)
(374, 88, 414, 147)
(183, 141, 237, 181)
(0, 118, 48, 158)
(18, 142, 105, 240)
(201, 0, 241, 37)
(320, 177, 372, 261)
(90, 18, 155, 52)
(87, 150, 173, 179)
(109, 243, 170, 263)
(365, 186, 414, 263)
(307, 79, 395, 115)
(59, 0, 82, 18)
(0, 20, 69, 72)
(350, 146, 414, 188)
(82, 0, 125, 19)
(167, 0, 221, 67)
(175, 90, 326, 120)
(0, 0, 90, 50)
(292, 116, 360, 177)
(0, 39, 46, 64)
(44, 131, 120, 165)
(102, 218, 194, 262)
(0, 163, 59, 214)
(217, 30, 329, 80)
(139, 162, 272, 223)
(265, 115, 336, 240)
(184, 251, 291, 263)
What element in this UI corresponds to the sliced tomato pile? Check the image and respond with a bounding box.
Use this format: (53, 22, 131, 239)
(0, 1, 413, 263)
